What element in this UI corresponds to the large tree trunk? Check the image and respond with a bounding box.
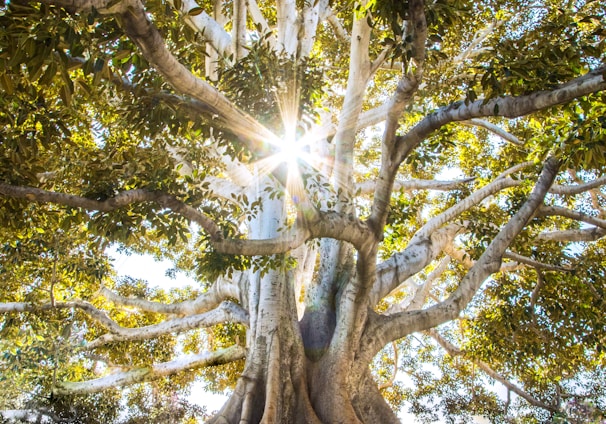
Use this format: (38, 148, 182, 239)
(208, 268, 400, 424)
(207, 180, 398, 423)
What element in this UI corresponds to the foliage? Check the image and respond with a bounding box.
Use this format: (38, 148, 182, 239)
(0, 0, 605, 422)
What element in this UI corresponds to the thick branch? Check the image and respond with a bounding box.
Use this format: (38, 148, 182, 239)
(42, 0, 276, 154)
(394, 66, 606, 165)
(371, 224, 461, 306)
(299, 0, 329, 58)
(371, 175, 521, 304)
(276, 0, 298, 55)
(364, 157, 560, 357)
(413, 177, 519, 240)
(168, 0, 232, 57)
(53, 346, 246, 395)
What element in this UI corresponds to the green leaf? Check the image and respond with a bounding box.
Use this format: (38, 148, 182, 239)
(187, 7, 204, 16)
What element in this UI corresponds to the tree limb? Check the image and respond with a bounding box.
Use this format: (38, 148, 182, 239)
(549, 175, 606, 195)
(536, 205, 606, 229)
(100, 280, 240, 317)
(371, 224, 461, 306)
(412, 177, 519, 240)
(536, 227, 606, 242)
(460, 119, 523, 145)
(363, 157, 560, 358)
(427, 329, 558, 412)
(41, 0, 276, 155)
(0, 183, 224, 241)
(85, 301, 248, 349)
(357, 177, 474, 196)
(324, 8, 350, 43)
(394, 66, 606, 165)
(53, 345, 246, 395)
(502, 251, 573, 272)
(167, 0, 232, 57)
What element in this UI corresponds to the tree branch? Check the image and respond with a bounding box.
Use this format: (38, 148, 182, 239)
(0, 300, 126, 336)
(41, 0, 276, 155)
(100, 280, 240, 317)
(299, 0, 329, 58)
(363, 157, 560, 358)
(167, 0, 232, 57)
(324, 8, 350, 43)
(371, 224, 461, 306)
(85, 301, 248, 349)
(460, 119, 523, 145)
(53, 345, 246, 395)
(393, 66, 606, 165)
(502, 251, 573, 272)
(536, 227, 606, 242)
(384, 255, 451, 315)
(0, 183, 224, 241)
(357, 177, 474, 196)
(549, 175, 606, 196)
(413, 177, 519, 241)
(536, 205, 606, 229)
(427, 329, 558, 412)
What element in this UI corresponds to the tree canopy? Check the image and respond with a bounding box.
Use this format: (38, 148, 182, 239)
(0, 0, 605, 422)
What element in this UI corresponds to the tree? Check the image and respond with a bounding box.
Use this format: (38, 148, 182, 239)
(0, 0, 605, 421)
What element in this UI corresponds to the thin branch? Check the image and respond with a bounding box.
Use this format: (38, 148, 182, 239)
(537, 205, 606, 229)
(377, 341, 399, 390)
(502, 251, 573, 272)
(85, 301, 248, 349)
(325, 8, 350, 43)
(406, 255, 451, 311)
(99, 280, 240, 316)
(357, 177, 474, 196)
(495, 161, 534, 180)
(0, 300, 127, 335)
(453, 20, 501, 63)
(460, 119, 523, 145)
(536, 227, 606, 242)
(427, 329, 558, 412)
(549, 175, 606, 195)
(412, 177, 519, 241)
(0, 183, 224, 241)
(53, 345, 246, 395)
